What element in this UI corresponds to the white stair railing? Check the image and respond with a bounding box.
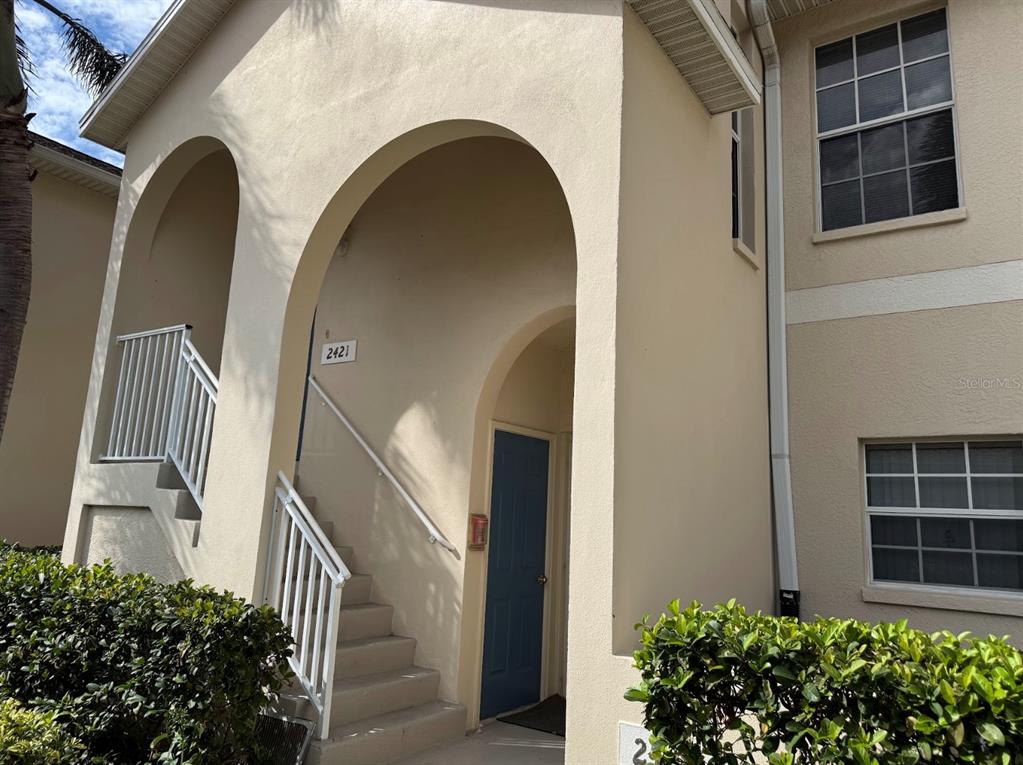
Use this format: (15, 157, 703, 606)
(265, 471, 350, 739)
(307, 375, 460, 559)
(104, 325, 191, 461)
(103, 324, 218, 511)
(166, 338, 218, 510)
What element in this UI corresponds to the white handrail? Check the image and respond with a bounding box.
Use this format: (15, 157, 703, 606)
(307, 375, 461, 560)
(166, 339, 218, 510)
(115, 323, 191, 343)
(104, 325, 191, 461)
(103, 324, 219, 513)
(265, 472, 350, 739)
(275, 471, 349, 578)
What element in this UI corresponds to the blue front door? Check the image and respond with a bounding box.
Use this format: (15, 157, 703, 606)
(480, 430, 550, 719)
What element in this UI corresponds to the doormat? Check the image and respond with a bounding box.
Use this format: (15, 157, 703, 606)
(498, 694, 566, 737)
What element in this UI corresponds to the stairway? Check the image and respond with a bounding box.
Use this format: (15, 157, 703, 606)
(287, 495, 467, 765)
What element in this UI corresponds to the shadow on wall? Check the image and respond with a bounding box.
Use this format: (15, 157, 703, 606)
(294, 136, 576, 702)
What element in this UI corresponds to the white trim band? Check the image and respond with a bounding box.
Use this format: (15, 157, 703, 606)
(786, 260, 1023, 325)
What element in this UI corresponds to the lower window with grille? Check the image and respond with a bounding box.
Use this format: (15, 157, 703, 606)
(865, 439, 1023, 592)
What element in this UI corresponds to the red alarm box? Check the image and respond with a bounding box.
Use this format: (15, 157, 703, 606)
(468, 513, 489, 550)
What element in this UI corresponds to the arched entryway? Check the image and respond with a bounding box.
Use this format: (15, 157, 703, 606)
(477, 316, 575, 730)
(95, 137, 240, 467)
(274, 122, 576, 756)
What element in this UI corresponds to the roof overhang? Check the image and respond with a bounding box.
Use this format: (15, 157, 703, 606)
(29, 133, 121, 197)
(79, 0, 236, 151)
(78, 0, 821, 150)
(628, 0, 763, 114)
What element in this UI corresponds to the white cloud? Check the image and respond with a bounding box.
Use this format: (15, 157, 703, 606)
(16, 0, 172, 166)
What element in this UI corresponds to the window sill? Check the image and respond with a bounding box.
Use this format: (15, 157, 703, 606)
(813, 207, 968, 244)
(861, 582, 1023, 618)
(732, 238, 760, 270)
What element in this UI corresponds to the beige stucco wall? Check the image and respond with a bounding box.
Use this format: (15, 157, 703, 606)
(774, 0, 1023, 291)
(493, 326, 575, 435)
(296, 137, 575, 705)
(64, 1, 625, 758)
(613, 6, 773, 646)
(63, 1, 775, 759)
(778, 0, 1023, 641)
(788, 302, 1023, 639)
(566, 7, 774, 759)
(109, 149, 237, 372)
(81, 505, 185, 583)
(0, 172, 114, 546)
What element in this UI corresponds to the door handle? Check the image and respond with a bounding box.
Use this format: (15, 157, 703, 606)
(537, 574, 548, 585)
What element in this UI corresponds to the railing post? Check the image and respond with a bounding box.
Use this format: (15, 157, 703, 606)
(165, 327, 192, 463)
(319, 583, 342, 739)
(262, 474, 350, 741)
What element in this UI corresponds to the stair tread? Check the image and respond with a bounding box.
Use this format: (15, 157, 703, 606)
(326, 699, 465, 740)
(333, 665, 436, 694)
(337, 634, 413, 650)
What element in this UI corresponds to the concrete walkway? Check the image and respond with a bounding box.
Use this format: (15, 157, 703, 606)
(397, 721, 565, 765)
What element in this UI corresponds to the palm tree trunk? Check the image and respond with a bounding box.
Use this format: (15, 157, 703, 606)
(0, 0, 31, 446)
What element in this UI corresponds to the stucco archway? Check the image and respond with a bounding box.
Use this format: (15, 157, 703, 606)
(461, 307, 577, 726)
(94, 136, 240, 462)
(273, 122, 577, 727)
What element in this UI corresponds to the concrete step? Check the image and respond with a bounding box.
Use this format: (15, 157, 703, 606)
(328, 666, 440, 727)
(300, 495, 317, 514)
(168, 488, 201, 520)
(156, 462, 187, 490)
(154, 487, 201, 546)
(341, 574, 372, 605)
(334, 635, 417, 680)
(280, 572, 372, 607)
(316, 519, 334, 543)
(339, 603, 393, 643)
(177, 518, 201, 547)
(308, 701, 467, 765)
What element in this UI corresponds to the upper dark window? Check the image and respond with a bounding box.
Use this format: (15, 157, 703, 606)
(731, 109, 755, 251)
(815, 9, 960, 232)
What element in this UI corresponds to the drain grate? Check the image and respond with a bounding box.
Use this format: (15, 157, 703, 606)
(253, 712, 315, 765)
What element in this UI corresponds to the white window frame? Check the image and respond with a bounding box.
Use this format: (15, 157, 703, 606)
(812, 6, 965, 234)
(730, 107, 755, 254)
(863, 438, 1023, 596)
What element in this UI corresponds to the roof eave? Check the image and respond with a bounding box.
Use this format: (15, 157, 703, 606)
(629, 0, 763, 115)
(79, 0, 236, 151)
(30, 141, 121, 197)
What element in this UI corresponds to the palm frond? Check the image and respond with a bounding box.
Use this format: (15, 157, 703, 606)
(15, 20, 36, 90)
(29, 0, 126, 94)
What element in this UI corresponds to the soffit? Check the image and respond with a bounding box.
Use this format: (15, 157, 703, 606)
(29, 132, 121, 197)
(79, 0, 236, 151)
(627, 0, 762, 114)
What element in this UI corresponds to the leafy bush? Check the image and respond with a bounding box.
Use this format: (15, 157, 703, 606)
(0, 539, 61, 556)
(0, 547, 293, 764)
(0, 698, 83, 764)
(626, 600, 1023, 764)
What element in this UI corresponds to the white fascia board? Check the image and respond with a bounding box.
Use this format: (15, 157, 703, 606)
(79, 0, 189, 142)
(689, 0, 763, 108)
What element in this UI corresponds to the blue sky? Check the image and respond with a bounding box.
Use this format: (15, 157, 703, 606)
(17, 0, 172, 166)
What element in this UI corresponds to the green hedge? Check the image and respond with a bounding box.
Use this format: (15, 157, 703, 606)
(626, 600, 1023, 764)
(0, 546, 293, 763)
(0, 698, 83, 764)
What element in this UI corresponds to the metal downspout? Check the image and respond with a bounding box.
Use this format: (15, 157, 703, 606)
(749, 0, 800, 617)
